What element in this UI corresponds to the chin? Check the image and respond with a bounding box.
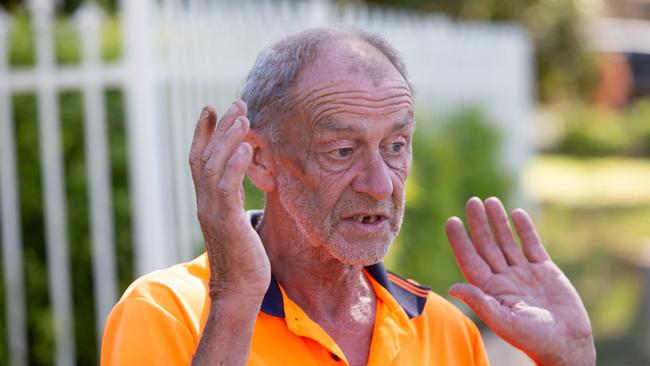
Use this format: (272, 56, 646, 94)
(325, 234, 393, 266)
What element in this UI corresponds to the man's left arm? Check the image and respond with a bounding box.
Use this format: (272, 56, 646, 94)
(445, 197, 596, 366)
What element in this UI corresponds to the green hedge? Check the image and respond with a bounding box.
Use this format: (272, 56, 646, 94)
(553, 99, 650, 157)
(1, 13, 511, 365)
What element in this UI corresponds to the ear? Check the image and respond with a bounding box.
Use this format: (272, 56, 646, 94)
(245, 130, 276, 193)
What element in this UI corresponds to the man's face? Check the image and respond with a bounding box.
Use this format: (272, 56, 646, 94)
(271, 41, 414, 266)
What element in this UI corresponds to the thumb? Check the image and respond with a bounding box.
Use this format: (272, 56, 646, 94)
(449, 283, 505, 324)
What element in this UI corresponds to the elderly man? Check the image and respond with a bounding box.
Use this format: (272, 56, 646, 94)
(101, 28, 595, 365)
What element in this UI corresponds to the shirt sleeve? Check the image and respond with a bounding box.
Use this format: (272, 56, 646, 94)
(101, 297, 196, 366)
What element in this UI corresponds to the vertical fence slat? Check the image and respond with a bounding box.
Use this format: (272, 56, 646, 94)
(120, 0, 175, 275)
(161, 0, 194, 262)
(30, 0, 76, 364)
(0, 8, 29, 366)
(74, 2, 118, 349)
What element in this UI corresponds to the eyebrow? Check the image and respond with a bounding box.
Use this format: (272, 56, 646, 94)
(315, 116, 413, 134)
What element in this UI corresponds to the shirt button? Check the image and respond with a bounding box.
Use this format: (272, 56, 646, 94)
(330, 352, 341, 361)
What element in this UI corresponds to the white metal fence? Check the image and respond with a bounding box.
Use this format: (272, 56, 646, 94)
(0, 0, 533, 364)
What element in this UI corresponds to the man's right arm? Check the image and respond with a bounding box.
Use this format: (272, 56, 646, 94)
(189, 102, 271, 365)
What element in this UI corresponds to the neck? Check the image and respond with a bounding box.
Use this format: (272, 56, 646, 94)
(257, 200, 375, 322)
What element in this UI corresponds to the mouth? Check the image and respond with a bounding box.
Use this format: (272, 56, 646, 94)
(340, 212, 392, 236)
(351, 214, 386, 224)
(343, 212, 390, 226)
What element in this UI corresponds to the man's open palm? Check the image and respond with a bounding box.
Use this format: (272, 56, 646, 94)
(446, 197, 596, 366)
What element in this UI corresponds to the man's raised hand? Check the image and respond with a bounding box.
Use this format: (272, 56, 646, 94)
(189, 101, 271, 302)
(445, 197, 596, 366)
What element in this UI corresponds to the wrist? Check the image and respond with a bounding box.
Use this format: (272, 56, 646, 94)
(208, 265, 269, 299)
(204, 291, 264, 333)
(536, 336, 596, 366)
(210, 287, 265, 312)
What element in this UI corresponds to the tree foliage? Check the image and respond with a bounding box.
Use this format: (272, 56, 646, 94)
(357, 0, 599, 101)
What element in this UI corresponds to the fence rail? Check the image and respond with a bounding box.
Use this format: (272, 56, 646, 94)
(0, 1, 533, 364)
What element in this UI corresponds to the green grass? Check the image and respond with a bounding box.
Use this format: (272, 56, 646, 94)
(523, 155, 650, 207)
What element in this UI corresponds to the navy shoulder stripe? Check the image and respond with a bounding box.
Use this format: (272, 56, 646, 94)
(365, 263, 430, 318)
(387, 271, 431, 297)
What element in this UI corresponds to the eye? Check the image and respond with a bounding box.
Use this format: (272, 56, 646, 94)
(330, 147, 354, 159)
(387, 142, 406, 154)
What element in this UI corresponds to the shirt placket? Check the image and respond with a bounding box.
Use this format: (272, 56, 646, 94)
(283, 300, 349, 365)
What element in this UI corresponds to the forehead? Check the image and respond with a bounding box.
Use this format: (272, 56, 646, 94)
(291, 40, 414, 131)
(295, 38, 407, 92)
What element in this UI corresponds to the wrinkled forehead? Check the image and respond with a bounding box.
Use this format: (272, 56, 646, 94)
(291, 40, 413, 129)
(293, 78, 413, 129)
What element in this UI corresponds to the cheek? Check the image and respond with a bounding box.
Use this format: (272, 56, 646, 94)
(298, 162, 351, 212)
(388, 155, 411, 186)
(388, 155, 411, 206)
(311, 156, 358, 191)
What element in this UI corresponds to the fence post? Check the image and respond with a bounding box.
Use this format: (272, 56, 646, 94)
(120, 0, 176, 275)
(0, 7, 29, 366)
(73, 2, 118, 349)
(160, 0, 196, 263)
(29, 0, 76, 364)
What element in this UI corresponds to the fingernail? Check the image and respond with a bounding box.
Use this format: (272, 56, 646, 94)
(231, 117, 242, 130)
(225, 103, 240, 116)
(200, 108, 209, 119)
(236, 144, 246, 155)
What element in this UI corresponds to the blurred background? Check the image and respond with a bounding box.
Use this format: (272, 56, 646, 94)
(0, 0, 649, 365)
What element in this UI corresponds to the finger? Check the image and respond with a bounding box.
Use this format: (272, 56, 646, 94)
(449, 283, 510, 327)
(216, 100, 247, 134)
(217, 142, 253, 212)
(200, 101, 247, 169)
(189, 106, 218, 184)
(484, 197, 526, 266)
(445, 217, 493, 286)
(511, 208, 550, 263)
(466, 197, 508, 273)
(203, 116, 250, 184)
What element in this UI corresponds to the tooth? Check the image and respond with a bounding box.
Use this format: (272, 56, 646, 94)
(368, 216, 376, 223)
(356, 215, 364, 223)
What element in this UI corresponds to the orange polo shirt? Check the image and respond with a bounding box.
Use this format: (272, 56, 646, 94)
(101, 251, 489, 365)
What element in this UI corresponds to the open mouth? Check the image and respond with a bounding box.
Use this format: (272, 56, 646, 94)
(350, 215, 386, 224)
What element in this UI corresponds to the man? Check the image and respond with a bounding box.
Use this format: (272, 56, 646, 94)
(101, 28, 596, 365)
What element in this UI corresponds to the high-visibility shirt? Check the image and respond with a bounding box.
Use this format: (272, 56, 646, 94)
(101, 251, 490, 365)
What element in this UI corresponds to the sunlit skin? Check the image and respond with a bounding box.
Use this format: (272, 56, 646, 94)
(188, 36, 595, 366)
(269, 80, 413, 266)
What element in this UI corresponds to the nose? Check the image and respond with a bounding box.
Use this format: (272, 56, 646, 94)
(351, 154, 393, 201)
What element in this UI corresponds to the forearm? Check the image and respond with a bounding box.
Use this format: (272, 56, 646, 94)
(191, 294, 263, 366)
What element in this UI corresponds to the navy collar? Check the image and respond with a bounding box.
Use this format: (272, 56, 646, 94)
(260, 263, 430, 319)
(248, 210, 430, 319)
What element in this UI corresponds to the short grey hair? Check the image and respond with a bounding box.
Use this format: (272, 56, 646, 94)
(240, 27, 412, 143)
